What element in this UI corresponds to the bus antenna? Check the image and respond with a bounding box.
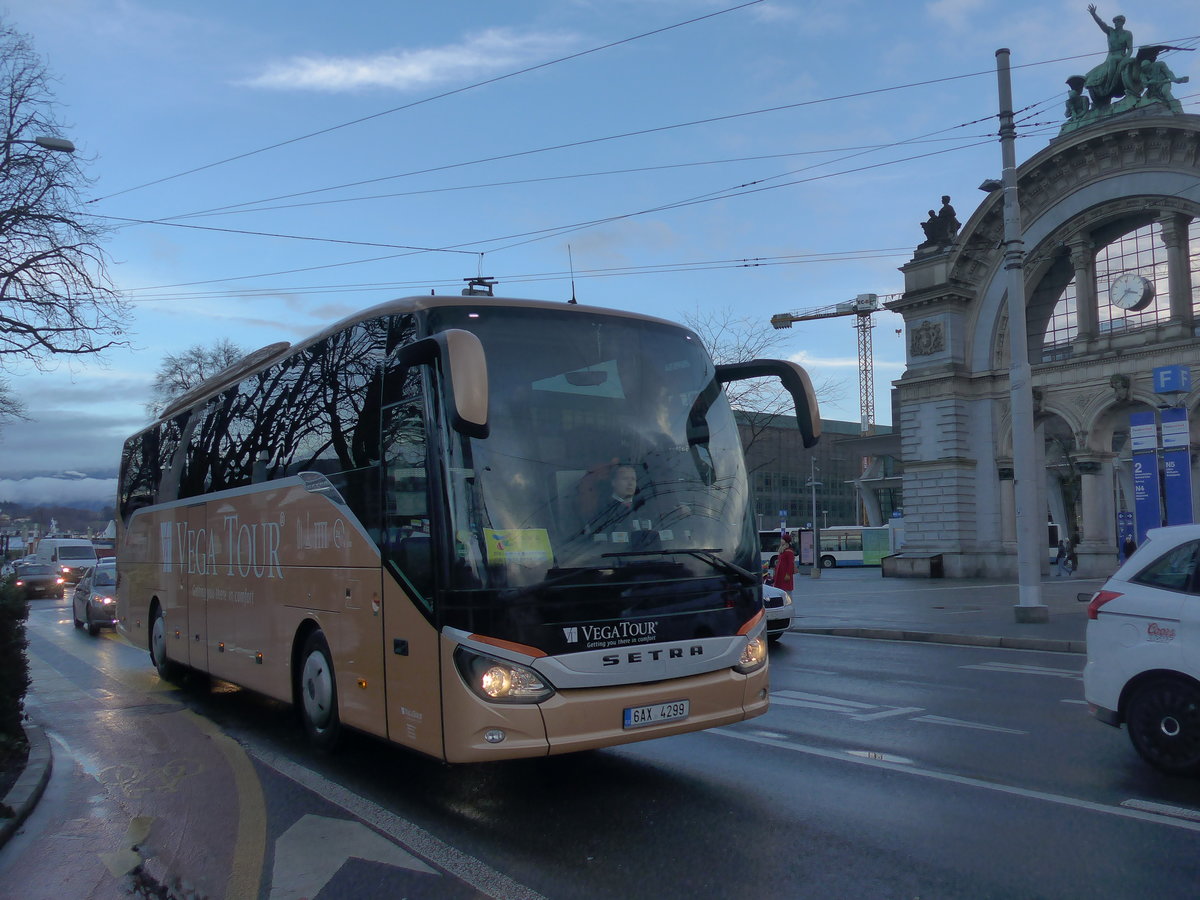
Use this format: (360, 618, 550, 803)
(567, 245, 577, 304)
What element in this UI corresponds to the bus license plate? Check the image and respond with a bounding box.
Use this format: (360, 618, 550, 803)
(623, 699, 689, 729)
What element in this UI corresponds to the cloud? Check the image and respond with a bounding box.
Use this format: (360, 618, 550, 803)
(0, 475, 117, 507)
(242, 28, 578, 93)
(925, 0, 989, 30)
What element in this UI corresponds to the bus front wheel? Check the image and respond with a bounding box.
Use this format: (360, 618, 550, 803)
(820, 555, 836, 569)
(298, 629, 341, 752)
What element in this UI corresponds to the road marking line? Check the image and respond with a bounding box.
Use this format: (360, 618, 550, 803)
(248, 744, 548, 900)
(961, 662, 1082, 678)
(846, 750, 915, 764)
(711, 728, 1200, 833)
(1121, 799, 1200, 822)
(911, 715, 1027, 734)
(851, 707, 924, 722)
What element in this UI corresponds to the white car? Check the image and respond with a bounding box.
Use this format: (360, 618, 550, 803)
(1083, 524, 1200, 775)
(762, 583, 795, 643)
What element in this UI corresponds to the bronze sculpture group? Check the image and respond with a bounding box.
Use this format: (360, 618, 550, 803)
(1065, 5, 1191, 127)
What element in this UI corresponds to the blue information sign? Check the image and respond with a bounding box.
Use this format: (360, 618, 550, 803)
(1130, 411, 1162, 544)
(1161, 407, 1193, 526)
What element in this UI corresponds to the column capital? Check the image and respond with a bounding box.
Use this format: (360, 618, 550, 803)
(1159, 212, 1192, 250)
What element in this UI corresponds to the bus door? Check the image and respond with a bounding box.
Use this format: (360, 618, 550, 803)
(378, 367, 444, 758)
(166, 502, 209, 671)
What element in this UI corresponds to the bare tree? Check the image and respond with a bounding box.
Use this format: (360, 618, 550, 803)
(0, 376, 26, 430)
(0, 19, 130, 370)
(681, 304, 845, 459)
(145, 339, 245, 420)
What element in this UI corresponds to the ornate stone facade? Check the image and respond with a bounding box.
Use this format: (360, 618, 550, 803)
(888, 115, 1200, 577)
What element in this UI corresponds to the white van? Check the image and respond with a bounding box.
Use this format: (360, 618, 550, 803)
(35, 538, 98, 584)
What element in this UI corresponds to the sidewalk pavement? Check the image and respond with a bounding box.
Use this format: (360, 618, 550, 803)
(1, 569, 1103, 862)
(788, 567, 1101, 654)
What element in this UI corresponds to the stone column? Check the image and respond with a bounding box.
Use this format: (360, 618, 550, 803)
(1075, 455, 1116, 577)
(1069, 237, 1098, 344)
(1160, 214, 1194, 330)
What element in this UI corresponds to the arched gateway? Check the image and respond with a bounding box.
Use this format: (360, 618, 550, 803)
(888, 106, 1200, 578)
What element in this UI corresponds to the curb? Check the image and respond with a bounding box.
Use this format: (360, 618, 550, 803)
(792, 626, 1085, 654)
(0, 722, 52, 849)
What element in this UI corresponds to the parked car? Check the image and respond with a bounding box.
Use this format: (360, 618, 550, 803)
(1083, 524, 1200, 775)
(72, 558, 118, 636)
(763, 583, 795, 643)
(9, 563, 66, 599)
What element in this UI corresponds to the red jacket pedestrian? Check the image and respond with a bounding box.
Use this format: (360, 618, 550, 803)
(774, 539, 795, 593)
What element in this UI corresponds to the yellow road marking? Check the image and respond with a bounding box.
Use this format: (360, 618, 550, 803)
(176, 709, 266, 899)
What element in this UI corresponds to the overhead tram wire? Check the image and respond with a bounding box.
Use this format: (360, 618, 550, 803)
(93, 215, 480, 256)
(134, 37, 1200, 224)
(122, 248, 917, 304)
(111, 131, 993, 296)
(111, 39, 1200, 297)
(153, 71, 1018, 222)
(115, 120, 1000, 294)
(88, 0, 769, 205)
(162, 132, 1013, 222)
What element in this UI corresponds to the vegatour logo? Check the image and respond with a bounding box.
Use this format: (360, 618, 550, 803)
(561, 620, 658, 648)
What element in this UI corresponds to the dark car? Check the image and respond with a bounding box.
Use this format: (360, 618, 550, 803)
(10, 564, 66, 599)
(72, 559, 118, 636)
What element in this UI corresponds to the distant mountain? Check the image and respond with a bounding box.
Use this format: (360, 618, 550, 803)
(0, 472, 118, 509)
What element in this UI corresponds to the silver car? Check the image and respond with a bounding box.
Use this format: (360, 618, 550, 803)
(72, 559, 118, 636)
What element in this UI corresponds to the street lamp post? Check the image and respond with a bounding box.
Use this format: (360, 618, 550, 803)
(995, 49, 1046, 622)
(808, 458, 823, 579)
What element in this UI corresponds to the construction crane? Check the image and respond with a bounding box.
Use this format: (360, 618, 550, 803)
(771, 293, 881, 435)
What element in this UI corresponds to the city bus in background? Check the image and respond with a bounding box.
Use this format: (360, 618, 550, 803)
(115, 293, 820, 762)
(808, 523, 905, 568)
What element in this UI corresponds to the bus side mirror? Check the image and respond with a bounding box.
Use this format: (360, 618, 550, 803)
(715, 359, 822, 448)
(392, 330, 490, 439)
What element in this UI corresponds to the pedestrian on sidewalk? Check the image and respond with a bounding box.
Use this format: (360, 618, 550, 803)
(1055, 538, 1074, 577)
(774, 536, 795, 599)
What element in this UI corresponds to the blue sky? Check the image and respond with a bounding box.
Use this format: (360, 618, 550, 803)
(1, 0, 1197, 505)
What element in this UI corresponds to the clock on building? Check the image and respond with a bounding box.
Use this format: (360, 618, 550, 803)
(1109, 272, 1155, 311)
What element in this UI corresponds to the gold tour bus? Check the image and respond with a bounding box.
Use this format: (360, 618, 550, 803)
(116, 293, 820, 762)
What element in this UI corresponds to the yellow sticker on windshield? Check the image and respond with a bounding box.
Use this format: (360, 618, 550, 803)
(483, 528, 553, 566)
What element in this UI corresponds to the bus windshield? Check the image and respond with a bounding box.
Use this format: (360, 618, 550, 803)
(421, 306, 758, 645)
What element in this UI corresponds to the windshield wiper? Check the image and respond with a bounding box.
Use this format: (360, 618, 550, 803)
(600, 547, 758, 586)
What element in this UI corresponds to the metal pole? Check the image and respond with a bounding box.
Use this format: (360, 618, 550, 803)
(810, 457, 821, 578)
(996, 49, 1046, 620)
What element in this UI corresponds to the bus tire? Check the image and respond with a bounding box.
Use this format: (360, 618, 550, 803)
(150, 604, 183, 682)
(820, 555, 836, 569)
(298, 629, 341, 752)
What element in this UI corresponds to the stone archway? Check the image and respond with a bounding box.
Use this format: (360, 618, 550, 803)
(889, 114, 1200, 577)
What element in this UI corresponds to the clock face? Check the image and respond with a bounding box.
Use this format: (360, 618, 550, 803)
(1110, 273, 1155, 311)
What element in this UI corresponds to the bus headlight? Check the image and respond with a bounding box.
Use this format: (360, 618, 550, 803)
(454, 648, 555, 703)
(735, 637, 768, 674)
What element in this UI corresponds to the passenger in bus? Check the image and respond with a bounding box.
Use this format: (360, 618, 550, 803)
(773, 536, 795, 598)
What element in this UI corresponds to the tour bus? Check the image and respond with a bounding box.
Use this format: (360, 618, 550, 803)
(116, 294, 820, 762)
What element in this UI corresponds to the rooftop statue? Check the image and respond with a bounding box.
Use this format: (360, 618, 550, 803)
(917, 196, 960, 251)
(1139, 45, 1190, 112)
(1059, 7, 1193, 136)
(1083, 5, 1136, 108)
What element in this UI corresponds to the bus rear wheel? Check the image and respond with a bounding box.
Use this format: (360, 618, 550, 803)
(298, 629, 341, 751)
(150, 605, 182, 682)
(820, 555, 836, 569)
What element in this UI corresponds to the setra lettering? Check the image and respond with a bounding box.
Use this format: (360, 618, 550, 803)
(601, 645, 705, 666)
